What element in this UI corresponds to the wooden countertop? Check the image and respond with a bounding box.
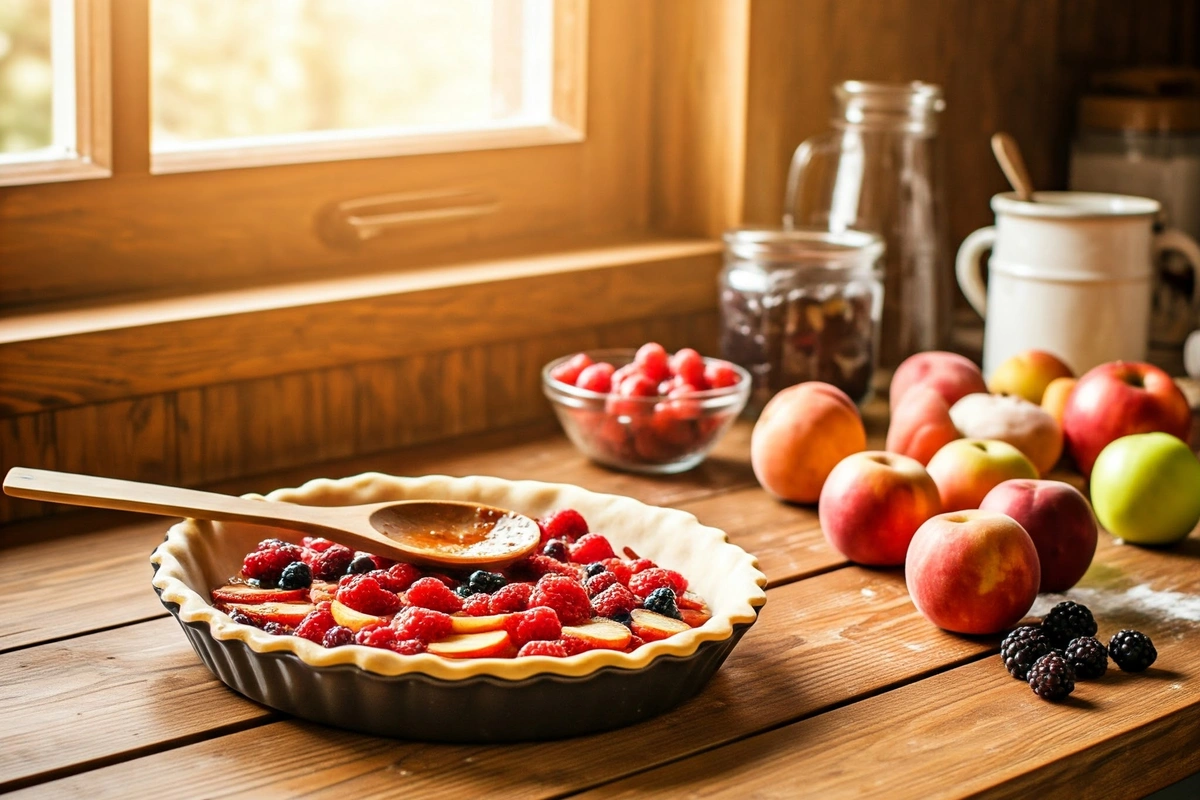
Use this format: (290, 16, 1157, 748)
(2, 412, 1200, 799)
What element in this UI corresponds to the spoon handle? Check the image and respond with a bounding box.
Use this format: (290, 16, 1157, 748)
(3, 467, 338, 535)
(990, 132, 1035, 202)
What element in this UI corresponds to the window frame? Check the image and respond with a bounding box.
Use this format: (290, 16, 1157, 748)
(0, 0, 111, 188)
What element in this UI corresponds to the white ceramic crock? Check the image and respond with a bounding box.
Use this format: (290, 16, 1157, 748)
(957, 191, 1200, 377)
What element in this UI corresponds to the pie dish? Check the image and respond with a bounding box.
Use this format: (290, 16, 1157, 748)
(151, 472, 767, 741)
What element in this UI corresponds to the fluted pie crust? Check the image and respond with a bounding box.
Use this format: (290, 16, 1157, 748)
(151, 473, 767, 682)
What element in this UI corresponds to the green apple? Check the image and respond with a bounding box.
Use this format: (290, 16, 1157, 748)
(1090, 432, 1200, 545)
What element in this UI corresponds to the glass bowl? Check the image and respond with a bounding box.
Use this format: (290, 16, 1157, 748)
(542, 349, 751, 474)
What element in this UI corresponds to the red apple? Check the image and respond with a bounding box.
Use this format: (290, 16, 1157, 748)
(427, 630, 512, 658)
(751, 382, 867, 504)
(979, 479, 1097, 592)
(890, 351, 988, 410)
(818, 451, 942, 566)
(212, 584, 309, 604)
(885, 386, 959, 466)
(905, 509, 1040, 634)
(1062, 361, 1192, 477)
(629, 609, 691, 642)
(449, 613, 511, 634)
(561, 618, 632, 650)
(330, 599, 384, 632)
(924, 438, 1038, 512)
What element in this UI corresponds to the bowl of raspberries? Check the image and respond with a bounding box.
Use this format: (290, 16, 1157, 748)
(543, 344, 751, 474)
(151, 473, 767, 741)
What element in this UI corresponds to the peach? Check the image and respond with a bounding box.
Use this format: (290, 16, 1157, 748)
(751, 382, 867, 504)
(948, 393, 1063, 475)
(1041, 377, 1077, 426)
(885, 385, 959, 465)
(925, 438, 1039, 512)
(986, 349, 1074, 404)
(980, 479, 1097, 593)
(889, 351, 988, 410)
(818, 451, 942, 565)
(905, 509, 1040, 635)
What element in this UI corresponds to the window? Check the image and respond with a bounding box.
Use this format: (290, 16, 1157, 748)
(149, 0, 576, 173)
(1, 0, 636, 314)
(0, 0, 110, 186)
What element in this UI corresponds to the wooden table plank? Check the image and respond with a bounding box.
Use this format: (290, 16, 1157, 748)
(8, 567, 990, 799)
(566, 533, 1200, 800)
(0, 616, 273, 792)
(0, 521, 169, 652)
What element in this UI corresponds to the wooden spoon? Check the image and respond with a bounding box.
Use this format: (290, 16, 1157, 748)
(3, 467, 541, 569)
(990, 132, 1035, 202)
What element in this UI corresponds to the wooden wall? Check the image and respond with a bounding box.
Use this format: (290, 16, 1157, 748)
(743, 0, 1200, 250)
(0, 310, 719, 523)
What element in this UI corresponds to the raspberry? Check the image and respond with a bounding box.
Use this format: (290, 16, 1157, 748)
(516, 554, 580, 580)
(1064, 636, 1109, 679)
(1041, 601, 1097, 648)
(391, 607, 454, 642)
(242, 543, 305, 584)
(599, 558, 633, 585)
(591, 584, 640, 618)
(1028, 652, 1076, 701)
(629, 567, 687, 598)
(356, 624, 399, 649)
(311, 544, 354, 581)
(489, 582, 533, 614)
(635, 342, 671, 383)
(301, 536, 335, 552)
(1109, 630, 1157, 672)
(576, 362, 615, 394)
(517, 640, 568, 658)
(322, 626, 355, 648)
(382, 563, 421, 592)
(569, 533, 617, 564)
(538, 509, 589, 543)
(1000, 625, 1052, 680)
(462, 593, 494, 616)
(466, 570, 507, 595)
(670, 348, 707, 388)
(705, 362, 741, 389)
(335, 574, 402, 616)
(541, 539, 569, 561)
(504, 606, 563, 647)
(643, 587, 682, 620)
(389, 638, 428, 655)
(625, 634, 646, 652)
(627, 558, 656, 574)
(293, 603, 336, 643)
(529, 574, 593, 625)
(550, 352, 594, 386)
(405, 577, 464, 613)
(277, 561, 312, 590)
(558, 636, 594, 656)
(585, 571, 620, 597)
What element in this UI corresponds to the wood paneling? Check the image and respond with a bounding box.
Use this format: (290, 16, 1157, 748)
(742, 0, 1200, 260)
(0, 310, 714, 524)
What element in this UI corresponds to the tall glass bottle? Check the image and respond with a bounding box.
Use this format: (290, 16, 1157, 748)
(784, 81, 949, 366)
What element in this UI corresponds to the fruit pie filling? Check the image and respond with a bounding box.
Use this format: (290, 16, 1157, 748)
(211, 509, 711, 659)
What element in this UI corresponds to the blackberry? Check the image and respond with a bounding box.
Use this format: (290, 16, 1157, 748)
(541, 539, 568, 562)
(322, 625, 355, 648)
(585, 562, 608, 579)
(467, 570, 507, 595)
(643, 587, 682, 620)
(455, 584, 475, 599)
(611, 611, 633, 627)
(262, 622, 291, 636)
(347, 554, 376, 575)
(1108, 630, 1157, 672)
(1063, 636, 1108, 679)
(1027, 652, 1076, 701)
(277, 561, 313, 590)
(228, 609, 255, 626)
(1000, 625, 1052, 680)
(1041, 601, 1097, 647)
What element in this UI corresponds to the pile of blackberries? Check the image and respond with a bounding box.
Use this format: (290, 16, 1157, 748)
(999, 601, 1157, 702)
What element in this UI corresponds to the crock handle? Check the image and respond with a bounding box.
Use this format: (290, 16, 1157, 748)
(955, 226, 997, 317)
(1154, 227, 1200, 310)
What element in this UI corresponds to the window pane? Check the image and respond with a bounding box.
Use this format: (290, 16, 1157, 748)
(0, 0, 55, 155)
(151, 0, 554, 150)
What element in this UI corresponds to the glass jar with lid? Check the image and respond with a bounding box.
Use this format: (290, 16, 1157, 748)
(720, 227, 885, 415)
